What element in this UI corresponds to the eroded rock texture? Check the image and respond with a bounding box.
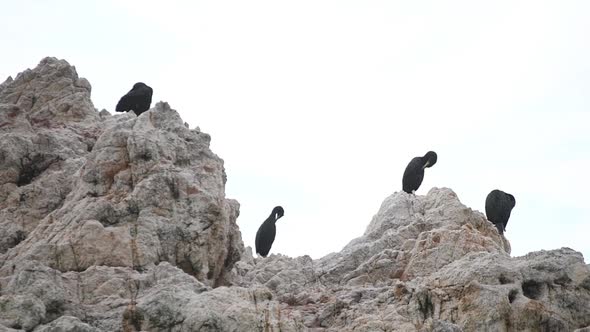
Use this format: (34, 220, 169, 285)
(0, 58, 588, 331)
(234, 190, 590, 331)
(0, 58, 243, 331)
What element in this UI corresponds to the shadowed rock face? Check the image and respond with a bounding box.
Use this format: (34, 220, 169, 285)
(0, 58, 101, 255)
(0, 58, 589, 331)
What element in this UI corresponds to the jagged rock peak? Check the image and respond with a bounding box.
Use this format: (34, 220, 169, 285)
(233, 189, 590, 331)
(0, 58, 589, 331)
(1, 57, 243, 287)
(0, 57, 95, 123)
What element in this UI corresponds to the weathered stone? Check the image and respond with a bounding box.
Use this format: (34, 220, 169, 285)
(0, 294, 45, 331)
(0, 58, 588, 331)
(227, 189, 590, 331)
(34, 316, 100, 332)
(0, 57, 101, 256)
(0, 58, 243, 290)
(0, 325, 22, 332)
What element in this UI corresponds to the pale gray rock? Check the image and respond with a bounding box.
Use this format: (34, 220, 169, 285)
(314, 189, 510, 286)
(229, 188, 590, 331)
(0, 294, 45, 331)
(97, 109, 110, 119)
(0, 58, 588, 332)
(0, 326, 23, 332)
(34, 316, 100, 332)
(0, 59, 242, 288)
(0, 57, 101, 255)
(0, 76, 13, 95)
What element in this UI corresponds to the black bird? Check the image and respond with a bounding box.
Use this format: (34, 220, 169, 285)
(485, 189, 516, 235)
(402, 151, 438, 194)
(255, 206, 285, 257)
(115, 82, 153, 116)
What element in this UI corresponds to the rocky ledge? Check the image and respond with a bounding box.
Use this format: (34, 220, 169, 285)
(0, 58, 588, 332)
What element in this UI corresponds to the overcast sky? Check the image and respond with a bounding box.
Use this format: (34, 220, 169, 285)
(2, 1, 589, 262)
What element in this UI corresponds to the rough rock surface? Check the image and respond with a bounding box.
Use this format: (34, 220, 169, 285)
(0, 58, 589, 331)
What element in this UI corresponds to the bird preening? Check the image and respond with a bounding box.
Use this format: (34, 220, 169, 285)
(115, 82, 153, 116)
(251, 151, 517, 258)
(109, 83, 520, 253)
(485, 189, 516, 235)
(402, 151, 437, 194)
(255, 206, 284, 257)
(108, 74, 529, 261)
(117, 82, 523, 255)
(108, 80, 519, 256)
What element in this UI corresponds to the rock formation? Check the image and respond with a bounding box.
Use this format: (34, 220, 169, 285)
(0, 58, 589, 331)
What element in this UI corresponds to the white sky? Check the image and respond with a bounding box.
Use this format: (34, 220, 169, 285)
(2, 1, 589, 262)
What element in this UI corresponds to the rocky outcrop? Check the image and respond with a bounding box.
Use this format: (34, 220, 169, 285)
(233, 190, 590, 331)
(0, 58, 243, 330)
(0, 58, 588, 331)
(0, 58, 101, 255)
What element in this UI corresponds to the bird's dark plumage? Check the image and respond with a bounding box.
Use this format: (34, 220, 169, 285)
(255, 206, 284, 257)
(485, 189, 516, 235)
(402, 151, 437, 193)
(115, 82, 153, 116)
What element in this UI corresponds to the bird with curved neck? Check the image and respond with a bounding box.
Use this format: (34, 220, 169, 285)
(402, 151, 438, 194)
(255, 206, 285, 257)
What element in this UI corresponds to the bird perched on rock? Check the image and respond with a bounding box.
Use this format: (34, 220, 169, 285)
(255, 206, 284, 257)
(485, 189, 516, 235)
(402, 151, 438, 194)
(115, 82, 153, 116)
